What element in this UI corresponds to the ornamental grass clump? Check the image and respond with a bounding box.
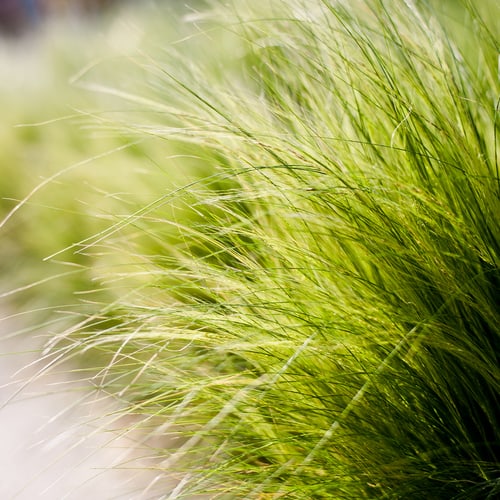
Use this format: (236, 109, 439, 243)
(50, 0, 498, 497)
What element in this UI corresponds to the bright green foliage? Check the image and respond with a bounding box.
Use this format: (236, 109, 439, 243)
(4, 0, 499, 498)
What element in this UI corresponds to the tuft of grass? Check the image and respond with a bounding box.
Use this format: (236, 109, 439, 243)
(8, 0, 498, 498)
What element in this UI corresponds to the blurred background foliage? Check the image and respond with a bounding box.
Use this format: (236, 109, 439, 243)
(0, 1, 191, 318)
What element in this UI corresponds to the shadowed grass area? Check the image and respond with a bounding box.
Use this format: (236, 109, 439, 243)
(2, 0, 499, 498)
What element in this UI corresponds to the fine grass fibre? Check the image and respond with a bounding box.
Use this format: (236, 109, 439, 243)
(49, 0, 499, 498)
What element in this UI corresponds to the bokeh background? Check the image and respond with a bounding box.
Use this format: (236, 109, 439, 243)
(0, 2, 202, 497)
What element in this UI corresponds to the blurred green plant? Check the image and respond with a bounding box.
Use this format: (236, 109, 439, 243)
(0, 2, 198, 318)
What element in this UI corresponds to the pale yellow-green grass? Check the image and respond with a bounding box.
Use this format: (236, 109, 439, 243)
(0, 3, 201, 318)
(2, 0, 499, 498)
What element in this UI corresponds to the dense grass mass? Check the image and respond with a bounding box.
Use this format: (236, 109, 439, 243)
(3, 0, 499, 498)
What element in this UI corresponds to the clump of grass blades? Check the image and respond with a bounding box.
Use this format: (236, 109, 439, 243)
(61, 0, 499, 498)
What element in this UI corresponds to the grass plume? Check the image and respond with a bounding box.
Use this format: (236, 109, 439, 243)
(2, 0, 499, 498)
